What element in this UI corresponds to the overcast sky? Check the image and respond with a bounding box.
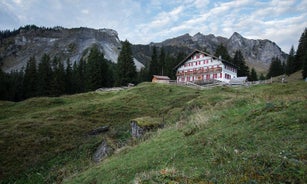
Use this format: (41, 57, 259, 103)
(1, 0, 306, 53)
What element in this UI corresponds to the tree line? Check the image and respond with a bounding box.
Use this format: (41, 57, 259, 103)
(267, 28, 307, 79)
(1, 28, 306, 101)
(0, 40, 183, 101)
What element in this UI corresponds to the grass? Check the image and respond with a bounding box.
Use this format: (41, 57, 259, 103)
(64, 81, 307, 184)
(0, 82, 200, 183)
(0, 81, 306, 183)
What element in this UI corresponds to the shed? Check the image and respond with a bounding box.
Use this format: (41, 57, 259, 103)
(229, 77, 248, 85)
(152, 75, 170, 83)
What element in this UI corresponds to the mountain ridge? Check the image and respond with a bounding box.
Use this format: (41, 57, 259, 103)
(1, 26, 287, 73)
(140, 32, 287, 72)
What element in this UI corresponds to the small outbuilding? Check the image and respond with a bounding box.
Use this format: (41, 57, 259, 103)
(229, 76, 248, 85)
(152, 75, 170, 83)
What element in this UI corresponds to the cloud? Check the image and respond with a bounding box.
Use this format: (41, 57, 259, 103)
(0, 0, 306, 52)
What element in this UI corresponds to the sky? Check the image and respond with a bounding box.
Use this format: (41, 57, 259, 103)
(1, 0, 306, 53)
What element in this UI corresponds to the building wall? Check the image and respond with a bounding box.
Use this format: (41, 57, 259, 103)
(176, 53, 237, 83)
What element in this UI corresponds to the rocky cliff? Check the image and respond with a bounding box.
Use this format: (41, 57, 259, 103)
(1, 26, 286, 73)
(0, 26, 144, 72)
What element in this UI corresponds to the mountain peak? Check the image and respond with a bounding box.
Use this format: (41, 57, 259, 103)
(230, 32, 243, 39)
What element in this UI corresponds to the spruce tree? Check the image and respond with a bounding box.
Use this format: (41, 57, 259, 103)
(233, 50, 249, 77)
(267, 57, 284, 78)
(259, 73, 266, 80)
(295, 28, 307, 72)
(50, 56, 65, 96)
(0, 69, 7, 100)
(23, 56, 37, 98)
(158, 47, 166, 75)
(85, 46, 109, 90)
(249, 68, 258, 81)
(214, 44, 232, 63)
(116, 40, 137, 86)
(285, 46, 295, 75)
(149, 46, 159, 79)
(302, 57, 307, 79)
(37, 54, 52, 96)
(65, 59, 73, 94)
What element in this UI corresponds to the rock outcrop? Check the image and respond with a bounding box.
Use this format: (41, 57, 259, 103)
(130, 117, 164, 138)
(92, 140, 114, 162)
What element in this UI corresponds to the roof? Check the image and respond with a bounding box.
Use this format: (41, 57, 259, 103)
(152, 75, 170, 80)
(173, 49, 237, 70)
(229, 77, 248, 84)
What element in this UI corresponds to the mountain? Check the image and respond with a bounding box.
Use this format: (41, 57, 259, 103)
(0, 26, 144, 72)
(1, 26, 287, 73)
(132, 32, 287, 72)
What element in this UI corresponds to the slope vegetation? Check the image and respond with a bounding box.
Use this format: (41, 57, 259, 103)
(0, 83, 200, 183)
(0, 81, 306, 183)
(65, 82, 307, 183)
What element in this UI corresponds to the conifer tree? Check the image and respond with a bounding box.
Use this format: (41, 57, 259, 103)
(158, 47, 166, 75)
(23, 56, 37, 98)
(214, 44, 232, 63)
(249, 68, 258, 81)
(233, 50, 249, 77)
(116, 40, 137, 86)
(86, 46, 109, 90)
(259, 73, 266, 80)
(0, 69, 7, 100)
(37, 54, 52, 96)
(285, 46, 295, 75)
(149, 46, 159, 79)
(267, 57, 284, 78)
(295, 28, 307, 72)
(302, 57, 307, 79)
(50, 56, 65, 96)
(65, 59, 73, 94)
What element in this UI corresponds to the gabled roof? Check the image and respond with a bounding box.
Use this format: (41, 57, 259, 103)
(174, 49, 237, 70)
(152, 75, 170, 80)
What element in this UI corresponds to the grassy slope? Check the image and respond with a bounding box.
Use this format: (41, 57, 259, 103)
(64, 82, 307, 184)
(0, 83, 200, 183)
(0, 81, 306, 183)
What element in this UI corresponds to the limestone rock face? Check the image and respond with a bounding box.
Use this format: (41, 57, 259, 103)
(226, 32, 287, 66)
(1, 26, 144, 72)
(132, 32, 287, 70)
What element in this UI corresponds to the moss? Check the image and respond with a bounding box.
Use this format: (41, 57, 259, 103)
(132, 116, 162, 128)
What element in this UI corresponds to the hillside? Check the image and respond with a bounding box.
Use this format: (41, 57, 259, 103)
(1, 80, 306, 183)
(65, 82, 307, 184)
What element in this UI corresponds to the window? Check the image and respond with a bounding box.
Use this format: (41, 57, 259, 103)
(220, 73, 222, 78)
(206, 74, 210, 79)
(213, 74, 217, 79)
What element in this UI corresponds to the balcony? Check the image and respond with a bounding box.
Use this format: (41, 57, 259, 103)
(176, 67, 222, 76)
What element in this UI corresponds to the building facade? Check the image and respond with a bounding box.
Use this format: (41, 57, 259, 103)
(175, 50, 237, 84)
(152, 75, 170, 83)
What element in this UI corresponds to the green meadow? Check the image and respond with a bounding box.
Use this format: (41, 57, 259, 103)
(0, 81, 306, 183)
